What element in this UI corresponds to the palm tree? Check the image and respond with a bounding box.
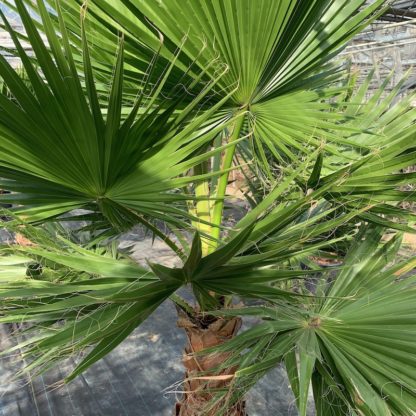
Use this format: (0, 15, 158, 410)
(1, 0, 416, 414)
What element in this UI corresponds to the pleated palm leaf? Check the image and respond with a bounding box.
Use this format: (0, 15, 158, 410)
(0, 0, 236, 234)
(208, 227, 416, 416)
(238, 68, 416, 250)
(5, 1, 386, 103)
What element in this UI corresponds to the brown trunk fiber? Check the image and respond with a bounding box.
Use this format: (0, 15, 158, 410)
(175, 310, 246, 416)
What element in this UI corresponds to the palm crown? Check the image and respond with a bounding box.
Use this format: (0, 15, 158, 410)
(0, 1, 416, 415)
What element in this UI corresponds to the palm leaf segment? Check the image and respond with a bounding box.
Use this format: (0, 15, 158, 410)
(210, 227, 416, 416)
(0, 0, 235, 228)
(133, 0, 383, 100)
(58, 0, 387, 156)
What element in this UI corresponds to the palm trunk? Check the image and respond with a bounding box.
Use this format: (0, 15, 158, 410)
(175, 309, 246, 416)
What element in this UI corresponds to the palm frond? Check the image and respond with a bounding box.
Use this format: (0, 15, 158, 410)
(205, 227, 416, 415)
(16, 0, 393, 160)
(0, 0, 234, 231)
(0, 220, 182, 380)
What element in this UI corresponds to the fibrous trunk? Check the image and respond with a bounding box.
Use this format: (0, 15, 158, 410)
(175, 310, 246, 416)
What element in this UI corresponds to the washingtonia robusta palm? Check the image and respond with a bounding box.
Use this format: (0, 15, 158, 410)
(0, 1, 416, 415)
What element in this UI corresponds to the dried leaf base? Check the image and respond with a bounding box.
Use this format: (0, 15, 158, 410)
(175, 311, 246, 416)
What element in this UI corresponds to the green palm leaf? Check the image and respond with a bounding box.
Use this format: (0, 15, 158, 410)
(0, 220, 183, 379)
(13, 1, 392, 162)
(49, 0, 385, 102)
(207, 227, 416, 415)
(0, 0, 234, 230)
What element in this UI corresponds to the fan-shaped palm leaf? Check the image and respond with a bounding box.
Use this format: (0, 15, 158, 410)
(0, 0, 235, 232)
(206, 227, 416, 415)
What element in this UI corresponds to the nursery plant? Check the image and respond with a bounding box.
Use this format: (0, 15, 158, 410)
(1, 1, 416, 415)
